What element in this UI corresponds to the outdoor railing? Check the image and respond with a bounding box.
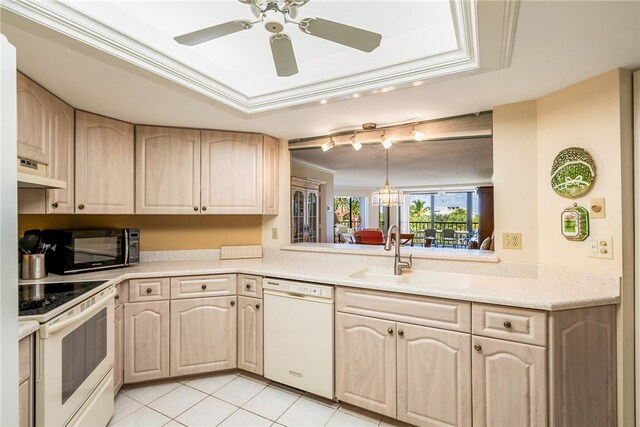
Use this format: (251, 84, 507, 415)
(409, 221, 479, 246)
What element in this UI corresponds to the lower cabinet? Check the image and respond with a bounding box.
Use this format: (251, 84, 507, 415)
(336, 313, 472, 426)
(471, 336, 546, 427)
(18, 335, 32, 427)
(170, 297, 237, 377)
(114, 304, 124, 393)
(237, 296, 263, 375)
(124, 301, 170, 383)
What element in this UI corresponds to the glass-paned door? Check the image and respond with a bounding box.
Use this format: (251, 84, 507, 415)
(307, 190, 318, 242)
(292, 189, 305, 243)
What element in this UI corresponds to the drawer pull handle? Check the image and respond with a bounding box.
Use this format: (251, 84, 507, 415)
(230, 300, 236, 306)
(398, 330, 404, 337)
(474, 344, 482, 352)
(503, 321, 512, 329)
(146, 288, 152, 294)
(255, 303, 261, 309)
(201, 284, 207, 290)
(246, 284, 251, 290)
(387, 328, 393, 335)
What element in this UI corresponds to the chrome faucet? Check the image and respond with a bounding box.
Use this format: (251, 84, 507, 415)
(385, 225, 413, 275)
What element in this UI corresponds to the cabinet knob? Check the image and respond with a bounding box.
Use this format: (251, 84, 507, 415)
(503, 321, 512, 329)
(78, 204, 85, 210)
(397, 330, 404, 337)
(474, 344, 482, 352)
(255, 303, 261, 309)
(387, 328, 394, 335)
(201, 284, 207, 290)
(146, 288, 152, 294)
(51, 202, 59, 209)
(230, 300, 236, 306)
(202, 206, 207, 211)
(246, 284, 251, 290)
(115, 294, 120, 300)
(194, 206, 199, 211)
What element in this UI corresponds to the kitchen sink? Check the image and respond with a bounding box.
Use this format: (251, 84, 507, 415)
(349, 267, 470, 288)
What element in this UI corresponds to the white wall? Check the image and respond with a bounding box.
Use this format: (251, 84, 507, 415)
(0, 35, 19, 427)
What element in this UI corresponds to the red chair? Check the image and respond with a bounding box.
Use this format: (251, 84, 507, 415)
(354, 229, 385, 245)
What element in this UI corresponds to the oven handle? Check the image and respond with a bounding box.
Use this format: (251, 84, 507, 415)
(41, 286, 114, 339)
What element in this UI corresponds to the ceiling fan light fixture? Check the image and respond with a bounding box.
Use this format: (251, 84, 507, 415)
(380, 134, 392, 149)
(410, 130, 425, 141)
(350, 135, 362, 151)
(321, 138, 335, 152)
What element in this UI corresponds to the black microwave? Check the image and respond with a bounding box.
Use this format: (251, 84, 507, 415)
(42, 228, 140, 274)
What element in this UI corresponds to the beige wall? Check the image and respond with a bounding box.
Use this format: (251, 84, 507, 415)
(18, 214, 262, 251)
(290, 160, 335, 243)
(493, 69, 635, 426)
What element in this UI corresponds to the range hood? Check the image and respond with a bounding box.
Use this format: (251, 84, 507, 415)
(17, 158, 66, 189)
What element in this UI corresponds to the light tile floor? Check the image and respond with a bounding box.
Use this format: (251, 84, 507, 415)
(109, 371, 413, 427)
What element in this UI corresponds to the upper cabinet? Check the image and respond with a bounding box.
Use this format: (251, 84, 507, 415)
(17, 73, 50, 165)
(262, 135, 279, 215)
(135, 126, 201, 214)
(75, 111, 134, 214)
(201, 130, 263, 214)
(47, 94, 74, 213)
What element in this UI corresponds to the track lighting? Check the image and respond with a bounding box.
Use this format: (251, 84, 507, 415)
(410, 129, 425, 141)
(321, 138, 335, 152)
(350, 135, 362, 151)
(380, 134, 392, 149)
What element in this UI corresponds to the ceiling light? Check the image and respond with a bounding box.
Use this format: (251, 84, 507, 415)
(372, 150, 403, 207)
(380, 134, 392, 149)
(410, 130, 425, 141)
(321, 138, 335, 152)
(350, 135, 362, 151)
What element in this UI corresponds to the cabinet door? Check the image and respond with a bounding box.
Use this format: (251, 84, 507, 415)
(307, 189, 319, 242)
(170, 297, 237, 377)
(262, 135, 279, 215)
(397, 323, 471, 427)
(114, 304, 124, 393)
(336, 313, 396, 417)
(135, 126, 201, 214)
(75, 111, 134, 214)
(237, 296, 263, 375)
(201, 130, 263, 214)
(17, 73, 49, 164)
(472, 336, 547, 427)
(124, 301, 170, 383)
(19, 379, 30, 427)
(46, 95, 74, 213)
(291, 188, 305, 243)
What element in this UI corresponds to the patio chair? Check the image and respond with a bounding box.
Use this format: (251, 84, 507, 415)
(423, 228, 437, 247)
(442, 228, 457, 247)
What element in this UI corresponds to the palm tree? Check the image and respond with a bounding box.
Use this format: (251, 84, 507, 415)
(409, 199, 429, 221)
(334, 197, 350, 222)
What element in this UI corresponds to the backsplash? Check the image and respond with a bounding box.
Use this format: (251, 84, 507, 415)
(18, 215, 262, 251)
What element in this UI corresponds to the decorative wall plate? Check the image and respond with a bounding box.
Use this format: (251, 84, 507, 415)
(561, 203, 589, 241)
(550, 147, 596, 198)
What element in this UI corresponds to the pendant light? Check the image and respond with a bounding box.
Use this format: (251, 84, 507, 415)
(372, 149, 403, 207)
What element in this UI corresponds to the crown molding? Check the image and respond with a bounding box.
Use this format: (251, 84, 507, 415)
(291, 158, 336, 175)
(1, 0, 519, 114)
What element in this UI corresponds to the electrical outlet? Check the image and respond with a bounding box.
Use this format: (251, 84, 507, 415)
(590, 197, 605, 219)
(589, 237, 613, 259)
(271, 227, 278, 239)
(502, 233, 522, 249)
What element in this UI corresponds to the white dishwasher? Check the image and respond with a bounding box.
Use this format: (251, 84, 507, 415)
(263, 279, 334, 399)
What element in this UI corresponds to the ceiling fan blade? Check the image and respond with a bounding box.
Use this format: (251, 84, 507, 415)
(174, 20, 253, 46)
(270, 33, 298, 77)
(299, 17, 381, 52)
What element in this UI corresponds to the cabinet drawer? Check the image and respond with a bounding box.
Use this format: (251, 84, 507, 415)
(238, 275, 263, 298)
(472, 303, 547, 346)
(336, 287, 471, 333)
(19, 336, 30, 384)
(115, 281, 129, 305)
(171, 274, 236, 299)
(129, 278, 170, 302)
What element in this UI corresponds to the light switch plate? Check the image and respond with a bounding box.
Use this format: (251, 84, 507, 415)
(590, 197, 605, 219)
(588, 237, 613, 259)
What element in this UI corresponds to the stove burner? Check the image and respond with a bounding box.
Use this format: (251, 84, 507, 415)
(19, 280, 107, 317)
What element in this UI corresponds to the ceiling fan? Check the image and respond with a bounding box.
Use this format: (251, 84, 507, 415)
(173, 0, 382, 77)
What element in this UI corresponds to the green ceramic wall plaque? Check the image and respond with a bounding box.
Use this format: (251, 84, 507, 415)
(550, 147, 596, 198)
(561, 203, 589, 241)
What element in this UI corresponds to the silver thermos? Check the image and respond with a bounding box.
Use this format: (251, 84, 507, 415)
(21, 254, 47, 279)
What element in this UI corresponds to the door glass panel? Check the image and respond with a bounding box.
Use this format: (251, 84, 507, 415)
(292, 190, 305, 243)
(308, 192, 318, 243)
(61, 307, 107, 404)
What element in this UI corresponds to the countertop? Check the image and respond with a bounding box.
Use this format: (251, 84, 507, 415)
(19, 320, 39, 340)
(19, 257, 620, 323)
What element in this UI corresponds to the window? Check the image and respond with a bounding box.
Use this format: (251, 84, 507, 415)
(334, 197, 363, 230)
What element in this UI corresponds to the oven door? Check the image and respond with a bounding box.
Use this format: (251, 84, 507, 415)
(36, 286, 115, 426)
(66, 229, 127, 273)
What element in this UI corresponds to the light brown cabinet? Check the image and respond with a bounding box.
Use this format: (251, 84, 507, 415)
(135, 126, 201, 214)
(46, 95, 75, 213)
(262, 135, 279, 215)
(124, 300, 170, 383)
(114, 304, 124, 393)
(237, 296, 263, 375)
(18, 335, 33, 427)
(170, 296, 237, 377)
(17, 72, 49, 164)
(201, 130, 263, 214)
(75, 111, 134, 214)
